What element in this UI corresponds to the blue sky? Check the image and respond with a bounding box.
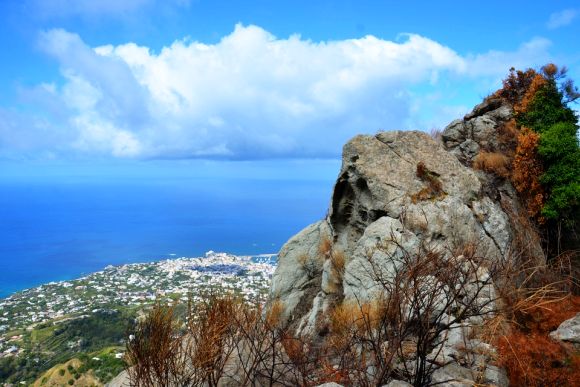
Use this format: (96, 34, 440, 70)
(0, 0, 579, 162)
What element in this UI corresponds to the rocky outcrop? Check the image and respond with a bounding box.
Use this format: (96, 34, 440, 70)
(268, 100, 543, 385)
(441, 96, 545, 265)
(442, 97, 512, 165)
(272, 130, 512, 333)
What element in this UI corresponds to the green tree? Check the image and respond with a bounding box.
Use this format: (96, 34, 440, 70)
(516, 65, 580, 226)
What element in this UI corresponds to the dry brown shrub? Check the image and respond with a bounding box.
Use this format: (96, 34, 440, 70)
(511, 127, 545, 221)
(473, 151, 510, 177)
(498, 332, 580, 387)
(411, 161, 445, 203)
(319, 236, 333, 258)
(416, 161, 429, 180)
(542, 63, 558, 78)
(495, 295, 580, 386)
(495, 67, 539, 107)
(330, 250, 345, 279)
(496, 118, 519, 156)
(266, 299, 284, 329)
(126, 302, 181, 386)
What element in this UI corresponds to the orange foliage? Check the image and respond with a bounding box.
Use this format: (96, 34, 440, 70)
(498, 333, 580, 386)
(542, 63, 559, 78)
(511, 127, 545, 220)
(520, 295, 580, 333)
(515, 74, 547, 114)
(473, 151, 510, 177)
(497, 296, 580, 387)
(495, 68, 539, 107)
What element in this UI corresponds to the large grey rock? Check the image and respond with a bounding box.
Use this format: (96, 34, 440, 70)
(550, 312, 580, 343)
(484, 365, 509, 387)
(383, 380, 412, 387)
(270, 130, 515, 334)
(343, 216, 419, 301)
(105, 370, 130, 387)
(269, 220, 331, 328)
(442, 96, 545, 266)
(442, 96, 512, 164)
(268, 124, 520, 384)
(430, 363, 475, 386)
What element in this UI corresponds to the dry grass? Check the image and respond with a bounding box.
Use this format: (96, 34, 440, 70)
(473, 151, 510, 178)
(319, 236, 333, 258)
(486, 226, 580, 387)
(494, 294, 580, 387)
(330, 250, 345, 279)
(126, 302, 182, 386)
(265, 299, 284, 329)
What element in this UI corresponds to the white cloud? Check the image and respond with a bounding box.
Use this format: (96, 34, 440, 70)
(547, 9, 578, 29)
(10, 25, 554, 159)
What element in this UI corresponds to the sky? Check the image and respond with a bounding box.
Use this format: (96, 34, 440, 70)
(0, 0, 579, 164)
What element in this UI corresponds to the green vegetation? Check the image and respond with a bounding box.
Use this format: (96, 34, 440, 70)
(77, 347, 126, 383)
(0, 311, 132, 384)
(516, 65, 580, 225)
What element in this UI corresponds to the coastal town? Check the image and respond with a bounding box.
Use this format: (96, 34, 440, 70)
(0, 251, 276, 361)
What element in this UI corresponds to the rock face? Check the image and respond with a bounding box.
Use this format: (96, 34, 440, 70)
(442, 97, 512, 165)
(271, 130, 512, 334)
(268, 100, 541, 384)
(550, 312, 580, 344)
(441, 96, 545, 265)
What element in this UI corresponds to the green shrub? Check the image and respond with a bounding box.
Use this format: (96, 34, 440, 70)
(515, 66, 580, 226)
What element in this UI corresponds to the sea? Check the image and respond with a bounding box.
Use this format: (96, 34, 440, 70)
(0, 159, 339, 298)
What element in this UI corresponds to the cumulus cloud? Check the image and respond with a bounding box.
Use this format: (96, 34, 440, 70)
(5, 25, 554, 159)
(547, 9, 577, 29)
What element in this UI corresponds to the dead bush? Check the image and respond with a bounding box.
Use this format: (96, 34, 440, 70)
(319, 236, 333, 258)
(496, 118, 519, 156)
(330, 249, 345, 280)
(511, 127, 545, 221)
(487, 227, 580, 387)
(473, 151, 510, 177)
(497, 331, 580, 387)
(411, 162, 445, 203)
(495, 294, 580, 387)
(126, 302, 185, 387)
(325, 235, 498, 387)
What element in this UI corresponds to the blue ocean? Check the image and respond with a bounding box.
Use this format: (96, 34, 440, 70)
(0, 159, 339, 298)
